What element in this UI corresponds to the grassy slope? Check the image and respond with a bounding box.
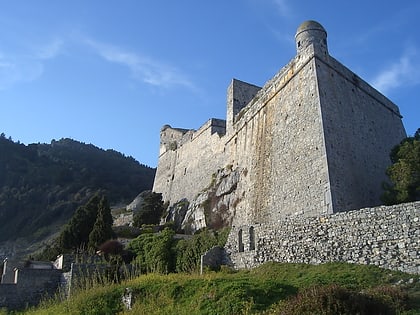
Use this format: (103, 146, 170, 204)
(19, 262, 420, 315)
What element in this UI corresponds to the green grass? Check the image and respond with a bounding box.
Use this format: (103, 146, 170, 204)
(20, 262, 420, 315)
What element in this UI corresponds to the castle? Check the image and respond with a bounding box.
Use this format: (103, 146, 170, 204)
(153, 21, 419, 272)
(0, 22, 418, 311)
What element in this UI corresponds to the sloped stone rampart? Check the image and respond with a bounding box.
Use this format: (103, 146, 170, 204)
(225, 202, 420, 274)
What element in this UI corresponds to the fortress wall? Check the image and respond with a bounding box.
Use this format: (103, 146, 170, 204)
(152, 148, 177, 202)
(153, 120, 226, 205)
(227, 54, 332, 227)
(226, 79, 261, 134)
(266, 57, 331, 219)
(225, 201, 420, 274)
(316, 57, 406, 211)
(153, 20, 408, 238)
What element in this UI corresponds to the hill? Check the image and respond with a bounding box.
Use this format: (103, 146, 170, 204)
(0, 135, 155, 255)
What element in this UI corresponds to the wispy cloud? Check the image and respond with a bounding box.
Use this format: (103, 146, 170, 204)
(0, 39, 64, 90)
(35, 39, 64, 59)
(85, 39, 194, 89)
(0, 55, 43, 90)
(372, 47, 420, 94)
(272, 0, 293, 18)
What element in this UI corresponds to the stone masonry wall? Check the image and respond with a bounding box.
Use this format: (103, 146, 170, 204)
(225, 201, 420, 274)
(153, 21, 406, 237)
(0, 269, 63, 310)
(224, 51, 333, 225)
(317, 56, 406, 212)
(153, 119, 226, 206)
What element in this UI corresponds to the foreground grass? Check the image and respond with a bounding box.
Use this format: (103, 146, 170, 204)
(20, 262, 420, 315)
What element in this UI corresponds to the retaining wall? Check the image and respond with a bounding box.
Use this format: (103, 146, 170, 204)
(225, 201, 420, 274)
(0, 269, 63, 310)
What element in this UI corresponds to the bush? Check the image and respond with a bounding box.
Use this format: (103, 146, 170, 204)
(127, 228, 176, 274)
(382, 128, 420, 205)
(175, 228, 229, 273)
(272, 284, 407, 315)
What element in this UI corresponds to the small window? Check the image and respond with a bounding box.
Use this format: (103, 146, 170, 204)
(249, 226, 255, 250)
(238, 229, 244, 252)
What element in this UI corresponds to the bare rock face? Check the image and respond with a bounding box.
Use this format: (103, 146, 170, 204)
(163, 166, 243, 234)
(162, 198, 189, 230)
(126, 190, 150, 212)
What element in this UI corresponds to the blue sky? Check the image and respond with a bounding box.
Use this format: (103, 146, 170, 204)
(1, 1, 419, 167)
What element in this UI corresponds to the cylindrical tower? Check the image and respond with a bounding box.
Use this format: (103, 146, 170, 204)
(295, 20, 328, 55)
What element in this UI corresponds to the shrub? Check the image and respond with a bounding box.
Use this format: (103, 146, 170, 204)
(272, 284, 407, 315)
(175, 228, 229, 273)
(127, 228, 176, 274)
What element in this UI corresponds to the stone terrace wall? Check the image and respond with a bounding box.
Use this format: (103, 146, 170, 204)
(0, 269, 63, 310)
(225, 202, 420, 274)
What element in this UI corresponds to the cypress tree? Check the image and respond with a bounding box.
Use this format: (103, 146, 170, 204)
(88, 196, 115, 249)
(58, 194, 101, 250)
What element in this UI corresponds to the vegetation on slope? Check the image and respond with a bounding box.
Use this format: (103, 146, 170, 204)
(127, 227, 229, 274)
(19, 262, 420, 315)
(0, 135, 155, 243)
(36, 194, 116, 260)
(382, 128, 420, 205)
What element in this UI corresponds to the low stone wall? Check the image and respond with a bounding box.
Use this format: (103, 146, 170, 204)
(0, 269, 63, 310)
(225, 202, 420, 274)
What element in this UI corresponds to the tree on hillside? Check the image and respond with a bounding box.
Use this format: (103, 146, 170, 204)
(0, 136, 156, 245)
(133, 191, 165, 227)
(58, 194, 101, 250)
(88, 196, 115, 249)
(382, 128, 420, 205)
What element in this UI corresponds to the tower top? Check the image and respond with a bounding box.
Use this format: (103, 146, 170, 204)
(295, 20, 328, 55)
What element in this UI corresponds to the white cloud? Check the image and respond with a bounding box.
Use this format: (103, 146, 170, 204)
(372, 48, 420, 94)
(85, 39, 194, 89)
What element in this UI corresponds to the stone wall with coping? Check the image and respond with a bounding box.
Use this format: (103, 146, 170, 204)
(225, 201, 420, 274)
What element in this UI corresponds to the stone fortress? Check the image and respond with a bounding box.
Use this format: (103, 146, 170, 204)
(153, 21, 420, 273)
(0, 21, 418, 311)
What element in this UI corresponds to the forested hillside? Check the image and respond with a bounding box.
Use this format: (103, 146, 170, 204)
(0, 134, 155, 243)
